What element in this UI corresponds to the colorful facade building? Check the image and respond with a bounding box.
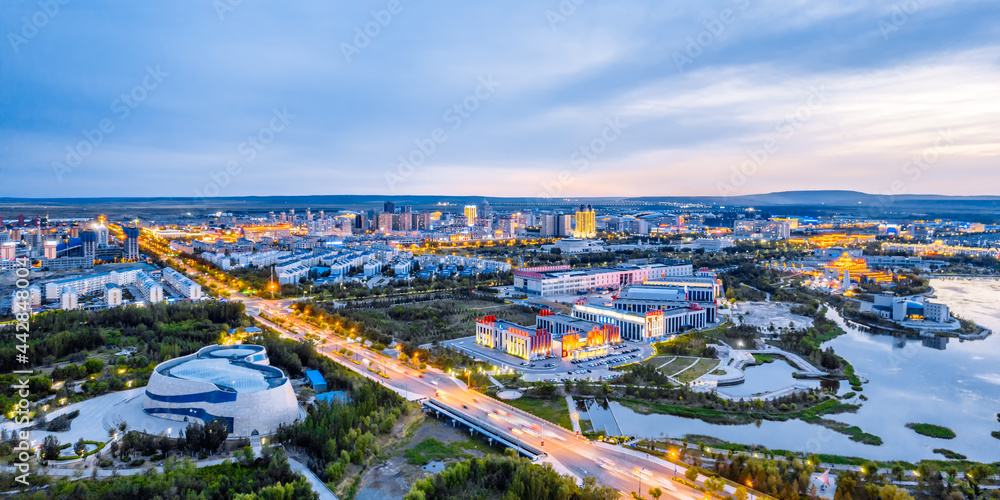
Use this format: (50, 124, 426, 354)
(475, 315, 553, 361)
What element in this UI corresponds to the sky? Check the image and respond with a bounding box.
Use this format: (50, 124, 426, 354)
(1, 0, 999, 199)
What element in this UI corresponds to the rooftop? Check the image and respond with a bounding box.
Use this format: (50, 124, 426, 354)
(157, 345, 285, 393)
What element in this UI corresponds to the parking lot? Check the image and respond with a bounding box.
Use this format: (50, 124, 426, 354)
(441, 336, 656, 383)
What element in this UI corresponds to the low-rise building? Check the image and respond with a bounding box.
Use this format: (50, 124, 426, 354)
(163, 267, 203, 299)
(475, 315, 552, 361)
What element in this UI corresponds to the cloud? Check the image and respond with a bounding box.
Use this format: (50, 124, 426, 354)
(1, 0, 998, 197)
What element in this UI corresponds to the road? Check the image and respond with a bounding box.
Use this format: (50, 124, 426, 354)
(257, 307, 713, 500)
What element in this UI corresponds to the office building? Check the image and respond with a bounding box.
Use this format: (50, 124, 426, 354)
(734, 220, 791, 241)
(475, 315, 553, 361)
(513, 261, 694, 296)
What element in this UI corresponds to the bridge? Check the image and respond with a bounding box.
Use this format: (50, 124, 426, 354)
(422, 399, 547, 460)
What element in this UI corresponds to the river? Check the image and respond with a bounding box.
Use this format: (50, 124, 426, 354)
(585, 278, 1000, 462)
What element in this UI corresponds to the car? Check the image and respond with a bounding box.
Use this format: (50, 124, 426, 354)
(463, 405, 468, 409)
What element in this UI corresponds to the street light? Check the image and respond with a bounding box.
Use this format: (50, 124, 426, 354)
(748, 480, 755, 500)
(670, 451, 677, 477)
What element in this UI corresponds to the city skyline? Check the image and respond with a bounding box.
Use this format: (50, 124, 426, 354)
(3, 1, 1000, 198)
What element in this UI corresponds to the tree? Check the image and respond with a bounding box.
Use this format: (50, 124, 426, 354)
(649, 486, 663, 499)
(685, 466, 699, 482)
(705, 476, 725, 494)
(735, 486, 750, 500)
(74, 438, 87, 457)
(43, 435, 62, 460)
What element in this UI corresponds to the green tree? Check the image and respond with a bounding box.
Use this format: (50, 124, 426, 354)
(74, 438, 87, 457)
(649, 486, 663, 499)
(42, 435, 61, 460)
(685, 466, 699, 482)
(83, 358, 104, 374)
(735, 486, 750, 500)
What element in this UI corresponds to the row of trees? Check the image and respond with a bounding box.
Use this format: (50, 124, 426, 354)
(405, 453, 617, 500)
(18, 447, 317, 500)
(275, 382, 406, 484)
(0, 301, 251, 372)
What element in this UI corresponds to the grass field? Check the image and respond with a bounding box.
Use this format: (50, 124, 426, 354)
(339, 299, 538, 345)
(641, 356, 717, 382)
(907, 423, 957, 439)
(674, 358, 720, 384)
(504, 396, 573, 430)
(404, 437, 494, 465)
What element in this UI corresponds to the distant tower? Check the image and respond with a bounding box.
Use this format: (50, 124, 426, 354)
(70, 224, 79, 238)
(123, 226, 140, 261)
(842, 269, 851, 290)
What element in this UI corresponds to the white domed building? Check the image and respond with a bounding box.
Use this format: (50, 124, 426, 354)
(142, 345, 303, 437)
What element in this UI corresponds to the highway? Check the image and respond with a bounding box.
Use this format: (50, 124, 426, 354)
(254, 306, 715, 500)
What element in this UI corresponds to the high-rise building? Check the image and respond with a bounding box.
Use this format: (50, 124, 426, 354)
(93, 223, 109, 246)
(464, 205, 477, 226)
(383, 201, 396, 214)
(123, 226, 141, 261)
(81, 230, 97, 262)
(417, 212, 433, 230)
(479, 199, 493, 219)
(540, 213, 556, 237)
(378, 212, 394, 232)
(574, 204, 597, 238)
(354, 213, 366, 230)
(557, 214, 573, 237)
(70, 224, 79, 238)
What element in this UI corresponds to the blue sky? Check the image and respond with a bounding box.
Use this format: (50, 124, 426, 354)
(1, 0, 998, 199)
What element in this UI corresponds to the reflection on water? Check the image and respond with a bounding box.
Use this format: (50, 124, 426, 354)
(589, 278, 1000, 462)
